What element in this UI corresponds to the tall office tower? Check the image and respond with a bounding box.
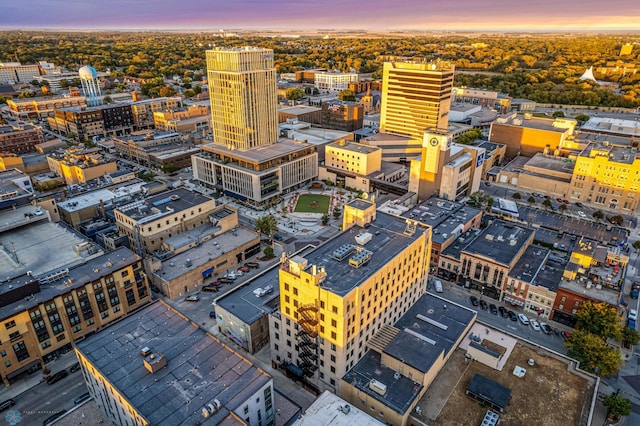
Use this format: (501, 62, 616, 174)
(206, 47, 278, 150)
(79, 65, 103, 107)
(380, 60, 455, 139)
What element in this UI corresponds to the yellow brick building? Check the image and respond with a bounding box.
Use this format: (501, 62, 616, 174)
(46, 147, 117, 185)
(269, 198, 432, 391)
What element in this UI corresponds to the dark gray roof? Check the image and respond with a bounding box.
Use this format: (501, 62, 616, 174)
(386, 293, 476, 373)
(304, 212, 428, 296)
(215, 246, 317, 325)
(342, 351, 423, 415)
(440, 228, 481, 261)
(75, 301, 271, 426)
(508, 246, 549, 284)
(532, 258, 565, 292)
(401, 198, 481, 244)
(463, 220, 533, 266)
(466, 374, 511, 410)
(116, 188, 212, 223)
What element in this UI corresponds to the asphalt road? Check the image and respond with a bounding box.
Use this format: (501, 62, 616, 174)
(433, 279, 570, 355)
(11, 370, 87, 425)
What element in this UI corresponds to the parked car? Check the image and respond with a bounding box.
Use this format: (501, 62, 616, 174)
(237, 265, 250, 273)
(628, 318, 636, 330)
(498, 306, 508, 317)
(244, 262, 259, 269)
(470, 296, 479, 307)
(530, 320, 541, 331)
(47, 370, 69, 385)
(274, 233, 283, 241)
(631, 282, 640, 299)
(561, 331, 572, 341)
(518, 314, 530, 325)
(575, 202, 584, 208)
(540, 323, 552, 335)
(202, 285, 219, 293)
(73, 392, 91, 405)
(577, 211, 587, 219)
(629, 309, 637, 321)
(209, 310, 216, 318)
(434, 279, 443, 293)
(43, 410, 67, 426)
(507, 310, 518, 321)
(185, 295, 200, 302)
(489, 304, 498, 315)
(219, 277, 234, 284)
(479, 300, 488, 311)
(224, 272, 238, 280)
(0, 399, 15, 412)
(69, 362, 81, 373)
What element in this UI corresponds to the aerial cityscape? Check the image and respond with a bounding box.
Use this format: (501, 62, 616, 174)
(0, 5, 640, 426)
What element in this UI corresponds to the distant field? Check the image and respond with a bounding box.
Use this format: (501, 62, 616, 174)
(294, 194, 330, 213)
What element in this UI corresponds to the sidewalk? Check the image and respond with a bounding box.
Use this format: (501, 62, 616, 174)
(0, 351, 79, 401)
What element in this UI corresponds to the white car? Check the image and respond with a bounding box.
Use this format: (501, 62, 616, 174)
(629, 309, 637, 321)
(577, 211, 587, 219)
(518, 314, 530, 325)
(530, 320, 541, 331)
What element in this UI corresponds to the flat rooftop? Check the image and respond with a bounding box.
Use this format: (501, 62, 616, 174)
(0, 247, 136, 322)
(581, 117, 640, 137)
(292, 390, 385, 426)
(300, 211, 428, 297)
(200, 139, 314, 164)
(386, 293, 476, 373)
(117, 188, 213, 223)
(216, 246, 317, 325)
(278, 105, 321, 115)
(0, 169, 32, 195)
(579, 142, 640, 165)
(524, 153, 575, 175)
(155, 227, 258, 282)
(283, 127, 352, 147)
(115, 131, 182, 143)
(440, 228, 481, 261)
(327, 141, 379, 154)
(364, 132, 413, 142)
(496, 117, 567, 133)
(75, 300, 272, 426)
(402, 198, 480, 245)
(533, 257, 565, 292)
(463, 220, 534, 266)
(57, 181, 147, 212)
(509, 246, 549, 284)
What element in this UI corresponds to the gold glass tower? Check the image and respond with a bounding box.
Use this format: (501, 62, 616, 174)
(380, 60, 455, 139)
(206, 47, 278, 150)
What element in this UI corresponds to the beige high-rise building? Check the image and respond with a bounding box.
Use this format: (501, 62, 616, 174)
(206, 47, 278, 150)
(380, 60, 455, 140)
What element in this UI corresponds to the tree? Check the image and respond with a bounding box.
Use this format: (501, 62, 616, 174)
(552, 110, 565, 118)
(161, 163, 178, 174)
(286, 87, 305, 101)
(565, 330, 623, 377)
(337, 89, 355, 101)
(621, 327, 640, 347)
(527, 196, 535, 204)
(512, 192, 521, 200)
(159, 85, 177, 97)
(263, 246, 274, 259)
(321, 213, 329, 226)
(608, 214, 624, 226)
(592, 210, 604, 220)
(603, 393, 631, 422)
(457, 129, 484, 145)
(633, 240, 640, 252)
(333, 206, 341, 219)
(558, 203, 568, 213)
(542, 198, 552, 209)
(467, 191, 494, 211)
(575, 301, 622, 340)
(255, 214, 279, 238)
(103, 95, 113, 104)
(575, 113, 590, 125)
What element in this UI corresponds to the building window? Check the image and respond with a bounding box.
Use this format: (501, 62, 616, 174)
(4, 320, 16, 330)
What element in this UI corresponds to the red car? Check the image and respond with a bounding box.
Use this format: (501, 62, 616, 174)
(237, 265, 250, 273)
(562, 199, 569, 204)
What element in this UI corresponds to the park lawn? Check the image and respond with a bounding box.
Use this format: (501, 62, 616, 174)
(294, 193, 331, 213)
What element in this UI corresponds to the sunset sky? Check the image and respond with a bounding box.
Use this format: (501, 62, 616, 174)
(2, 0, 640, 31)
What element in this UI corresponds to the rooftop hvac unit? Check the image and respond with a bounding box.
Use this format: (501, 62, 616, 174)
(355, 232, 372, 245)
(369, 379, 387, 396)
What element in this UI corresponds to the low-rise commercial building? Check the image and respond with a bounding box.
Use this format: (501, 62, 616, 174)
(340, 293, 475, 426)
(112, 131, 197, 170)
(314, 72, 358, 94)
(321, 101, 364, 132)
(153, 104, 210, 133)
(7, 96, 87, 121)
(46, 147, 117, 185)
(75, 300, 274, 426)
(278, 105, 322, 125)
(129, 96, 183, 130)
(0, 168, 34, 209)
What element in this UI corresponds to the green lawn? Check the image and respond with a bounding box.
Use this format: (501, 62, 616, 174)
(294, 194, 331, 213)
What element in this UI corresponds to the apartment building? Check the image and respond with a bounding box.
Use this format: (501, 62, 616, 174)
(314, 72, 359, 94)
(114, 188, 217, 255)
(0, 124, 46, 155)
(568, 142, 640, 212)
(7, 96, 87, 121)
(321, 101, 364, 132)
(75, 300, 274, 426)
(0, 223, 149, 386)
(129, 96, 183, 130)
(152, 104, 210, 132)
(269, 198, 432, 391)
(49, 104, 135, 140)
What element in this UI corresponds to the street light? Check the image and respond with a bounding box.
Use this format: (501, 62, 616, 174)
(480, 286, 485, 300)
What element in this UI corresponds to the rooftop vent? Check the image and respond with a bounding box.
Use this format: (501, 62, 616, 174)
(349, 248, 372, 269)
(141, 347, 151, 357)
(355, 232, 372, 245)
(332, 244, 356, 261)
(201, 399, 222, 418)
(170, 194, 180, 201)
(369, 379, 387, 396)
(143, 351, 167, 374)
(485, 234, 494, 241)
